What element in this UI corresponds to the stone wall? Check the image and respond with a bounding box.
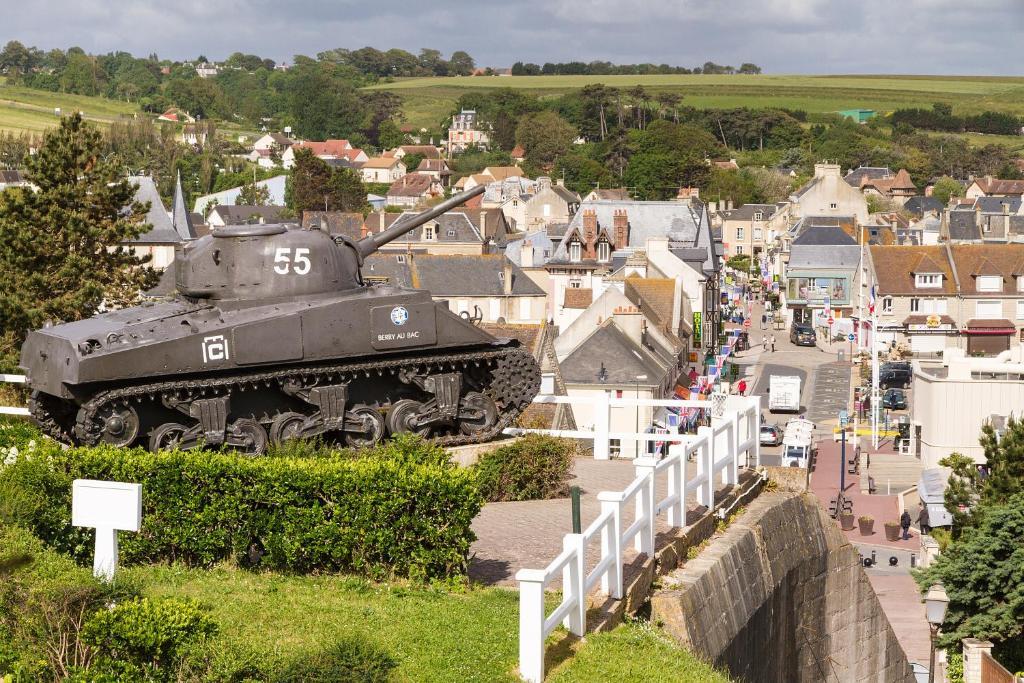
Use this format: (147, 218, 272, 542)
(651, 491, 915, 683)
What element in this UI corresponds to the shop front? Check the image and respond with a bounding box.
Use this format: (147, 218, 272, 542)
(905, 315, 957, 356)
(963, 318, 1015, 356)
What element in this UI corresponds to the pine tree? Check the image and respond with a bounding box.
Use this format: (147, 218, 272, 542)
(289, 147, 368, 214)
(0, 113, 158, 371)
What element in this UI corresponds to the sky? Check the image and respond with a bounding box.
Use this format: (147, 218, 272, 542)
(4, 0, 1024, 75)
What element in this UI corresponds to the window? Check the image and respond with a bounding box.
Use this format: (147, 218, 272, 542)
(396, 254, 406, 264)
(424, 226, 435, 240)
(597, 241, 611, 262)
(615, 390, 624, 398)
(910, 299, 920, 313)
(983, 220, 991, 234)
(753, 228, 763, 241)
(915, 273, 942, 288)
(1017, 300, 1024, 320)
(543, 203, 551, 217)
(976, 300, 1002, 319)
(830, 202, 838, 210)
(978, 275, 1003, 292)
(569, 277, 582, 289)
(609, 438, 622, 456)
(569, 241, 582, 262)
(447, 229, 456, 237)
(753, 212, 763, 221)
(736, 227, 745, 240)
(882, 297, 893, 313)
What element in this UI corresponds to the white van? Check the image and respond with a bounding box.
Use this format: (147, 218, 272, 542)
(781, 418, 815, 468)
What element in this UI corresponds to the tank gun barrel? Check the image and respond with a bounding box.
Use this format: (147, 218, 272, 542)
(355, 185, 486, 259)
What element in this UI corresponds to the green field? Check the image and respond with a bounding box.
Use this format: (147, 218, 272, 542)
(366, 74, 1024, 130)
(0, 77, 139, 134)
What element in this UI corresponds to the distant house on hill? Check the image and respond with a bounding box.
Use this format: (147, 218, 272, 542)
(384, 173, 444, 208)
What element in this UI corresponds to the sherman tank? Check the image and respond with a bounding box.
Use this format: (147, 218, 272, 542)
(20, 185, 540, 453)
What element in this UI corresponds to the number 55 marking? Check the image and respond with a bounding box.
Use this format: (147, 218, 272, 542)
(273, 247, 311, 275)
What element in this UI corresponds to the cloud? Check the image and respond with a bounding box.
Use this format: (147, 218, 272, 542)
(2, 0, 1023, 74)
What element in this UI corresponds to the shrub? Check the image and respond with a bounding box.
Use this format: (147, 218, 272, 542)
(82, 597, 217, 681)
(474, 434, 577, 502)
(275, 635, 397, 683)
(0, 433, 482, 580)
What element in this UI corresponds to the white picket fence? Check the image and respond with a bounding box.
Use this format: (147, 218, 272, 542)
(0, 374, 29, 416)
(512, 393, 761, 683)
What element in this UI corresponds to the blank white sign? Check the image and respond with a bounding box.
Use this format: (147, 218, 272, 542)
(72, 479, 142, 531)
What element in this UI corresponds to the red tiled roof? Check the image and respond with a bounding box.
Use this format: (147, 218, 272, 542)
(973, 177, 1024, 196)
(563, 288, 593, 309)
(294, 139, 352, 157)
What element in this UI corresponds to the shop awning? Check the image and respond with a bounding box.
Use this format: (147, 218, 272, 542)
(964, 319, 1016, 335)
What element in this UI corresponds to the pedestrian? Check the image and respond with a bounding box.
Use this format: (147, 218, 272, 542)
(762, 336, 768, 352)
(737, 379, 747, 396)
(770, 335, 776, 352)
(761, 312, 767, 330)
(900, 509, 912, 540)
(917, 503, 931, 536)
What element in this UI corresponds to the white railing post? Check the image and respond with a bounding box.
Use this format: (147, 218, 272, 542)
(697, 426, 715, 509)
(597, 494, 623, 598)
(562, 534, 585, 636)
(593, 390, 610, 460)
(729, 411, 740, 486)
(633, 457, 657, 556)
(666, 444, 684, 528)
(516, 570, 546, 683)
(751, 396, 762, 467)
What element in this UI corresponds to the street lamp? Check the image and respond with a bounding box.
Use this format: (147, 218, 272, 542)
(925, 583, 949, 683)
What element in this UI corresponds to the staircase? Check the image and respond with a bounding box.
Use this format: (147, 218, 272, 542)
(864, 453, 923, 494)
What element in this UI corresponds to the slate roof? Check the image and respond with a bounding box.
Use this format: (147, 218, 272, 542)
(789, 241, 861, 269)
(844, 167, 892, 187)
(549, 184, 581, 204)
(0, 169, 26, 184)
(171, 172, 196, 240)
(869, 246, 956, 295)
(382, 211, 483, 244)
(559, 322, 665, 385)
(947, 209, 981, 241)
(719, 203, 780, 221)
(125, 176, 181, 244)
(504, 230, 554, 266)
(974, 196, 1021, 214)
(362, 253, 414, 286)
(792, 225, 857, 246)
(210, 205, 285, 225)
(301, 211, 365, 239)
(903, 196, 944, 216)
(411, 254, 545, 297)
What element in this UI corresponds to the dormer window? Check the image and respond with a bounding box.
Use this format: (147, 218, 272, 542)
(569, 241, 582, 263)
(978, 275, 1002, 292)
(597, 241, 611, 263)
(447, 229, 456, 237)
(753, 212, 763, 221)
(424, 226, 435, 240)
(396, 254, 406, 264)
(915, 273, 942, 288)
(830, 202, 838, 210)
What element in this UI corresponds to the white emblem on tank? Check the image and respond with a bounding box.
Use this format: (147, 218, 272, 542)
(390, 306, 409, 326)
(202, 335, 230, 363)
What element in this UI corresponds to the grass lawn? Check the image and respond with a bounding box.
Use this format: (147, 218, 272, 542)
(367, 73, 1024, 131)
(131, 564, 731, 682)
(0, 77, 138, 134)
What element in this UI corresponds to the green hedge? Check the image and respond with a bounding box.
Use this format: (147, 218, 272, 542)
(0, 428, 482, 580)
(474, 434, 577, 502)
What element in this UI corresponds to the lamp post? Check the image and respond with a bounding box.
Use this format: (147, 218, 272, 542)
(925, 583, 949, 683)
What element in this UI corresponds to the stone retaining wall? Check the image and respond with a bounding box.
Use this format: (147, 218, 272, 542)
(651, 491, 915, 683)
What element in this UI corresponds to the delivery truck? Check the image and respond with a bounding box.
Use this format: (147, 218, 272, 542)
(769, 375, 801, 413)
(781, 417, 816, 468)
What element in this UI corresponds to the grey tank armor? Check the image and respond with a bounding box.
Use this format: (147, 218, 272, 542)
(20, 186, 541, 453)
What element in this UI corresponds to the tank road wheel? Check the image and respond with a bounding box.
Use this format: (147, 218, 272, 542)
(149, 422, 189, 452)
(344, 407, 386, 448)
(386, 399, 431, 437)
(96, 404, 141, 447)
(230, 418, 269, 456)
(270, 412, 306, 445)
(458, 392, 498, 436)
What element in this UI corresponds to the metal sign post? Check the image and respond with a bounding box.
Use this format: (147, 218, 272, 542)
(839, 410, 848, 495)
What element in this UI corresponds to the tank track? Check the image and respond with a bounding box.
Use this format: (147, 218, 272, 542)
(28, 391, 76, 444)
(57, 345, 540, 450)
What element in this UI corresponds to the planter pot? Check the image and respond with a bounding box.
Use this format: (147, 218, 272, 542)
(884, 523, 901, 542)
(858, 518, 874, 535)
(840, 513, 855, 531)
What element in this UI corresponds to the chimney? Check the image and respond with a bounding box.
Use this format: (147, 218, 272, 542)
(479, 210, 487, 237)
(521, 240, 535, 268)
(726, 199, 733, 211)
(502, 259, 513, 295)
(538, 176, 552, 191)
(612, 305, 644, 347)
(671, 276, 684, 334)
(613, 209, 629, 249)
(361, 221, 369, 238)
(583, 209, 597, 258)
(709, 200, 718, 213)
(1004, 201, 1011, 234)
(814, 162, 840, 179)
(556, 177, 565, 187)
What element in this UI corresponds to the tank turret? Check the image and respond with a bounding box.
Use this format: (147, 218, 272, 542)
(21, 185, 540, 453)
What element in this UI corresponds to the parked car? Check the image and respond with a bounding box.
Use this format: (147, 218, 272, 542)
(882, 388, 908, 410)
(790, 324, 816, 347)
(881, 361, 911, 374)
(760, 424, 783, 446)
(877, 368, 912, 389)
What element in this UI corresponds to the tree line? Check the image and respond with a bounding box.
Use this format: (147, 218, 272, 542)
(890, 103, 1022, 136)
(510, 60, 761, 76)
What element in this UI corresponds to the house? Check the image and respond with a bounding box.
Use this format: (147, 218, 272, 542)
(157, 108, 194, 124)
(859, 168, 916, 205)
(0, 169, 30, 191)
(385, 173, 443, 208)
(480, 176, 537, 230)
(583, 188, 630, 202)
(457, 207, 515, 244)
(903, 196, 945, 217)
(505, 230, 555, 269)
(790, 163, 869, 224)
(865, 243, 1024, 356)
(206, 205, 286, 228)
(364, 210, 489, 255)
(282, 139, 368, 169)
(416, 158, 452, 186)
(122, 175, 196, 270)
(361, 157, 407, 184)
(300, 211, 365, 240)
(965, 176, 1024, 199)
(195, 62, 219, 79)
(447, 109, 490, 154)
(456, 166, 528, 192)
(392, 145, 441, 160)
(710, 158, 739, 171)
(249, 133, 295, 168)
(510, 144, 525, 163)
(942, 197, 1024, 243)
(193, 175, 288, 215)
(523, 177, 581, 230)
(784, 225, 861, 328)
(717, 202, 791, 259)
(361, 253, 546, 324)
(181, 124, 208, 147)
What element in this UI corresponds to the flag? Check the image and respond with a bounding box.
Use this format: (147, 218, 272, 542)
(868, 284, 877, 314)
